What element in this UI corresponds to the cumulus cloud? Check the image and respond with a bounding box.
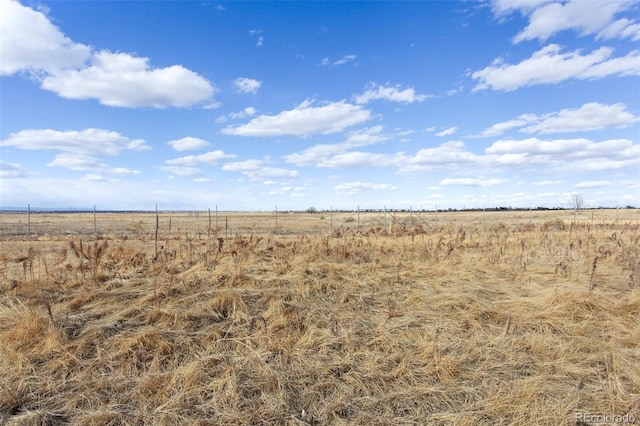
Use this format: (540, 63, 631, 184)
(41, 51, 215, 108)
(401, 141, 482, 173)
(472, 44, 640, 91)
(354, 83, 429, 104)
(47, 153, 141, 175)
(1, 1, 216, 108)
(478, 114, 538, 137)
(522, 102, 639, 134)
(221, 100, 371, 137)
(0, 128, 150, 156)
(485, 137, 639, 171)
(486, 137, 627, 156)
(0, 160, 27, 178)
(0, 0, 91, 75)
(479, 102, 639, 136)
(334, 181, 398, 195)
(222, 159, 298, 180)
(158, 166, 203, 177)
(492, 0, 640, 43)
(318, 151, 404, 169)
(165, 150, 236, 166)
(284, 125, 388, 166)
(167, 137, 211, 152)
(435, 127, 458, 137)
(234, 77, 261, 94)
(229, 107, 257, 119)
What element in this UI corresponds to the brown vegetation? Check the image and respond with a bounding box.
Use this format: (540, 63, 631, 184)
(0, 210, 639, 424)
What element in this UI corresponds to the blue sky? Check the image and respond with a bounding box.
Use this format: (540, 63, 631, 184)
(1, 0, 639, 210)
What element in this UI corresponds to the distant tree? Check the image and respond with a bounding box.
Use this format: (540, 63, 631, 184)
(305, 207, 318, 214)
(571, 193, 584, 214)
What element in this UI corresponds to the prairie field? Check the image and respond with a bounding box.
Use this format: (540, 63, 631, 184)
(0, 209, 639, 425)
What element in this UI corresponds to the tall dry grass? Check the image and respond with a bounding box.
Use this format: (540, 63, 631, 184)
(0, 213, 638, 425)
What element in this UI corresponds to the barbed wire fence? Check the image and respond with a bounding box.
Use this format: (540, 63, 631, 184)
(0, 204, 636, 241)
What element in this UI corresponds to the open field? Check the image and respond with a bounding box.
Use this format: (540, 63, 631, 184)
(0, 209, 639, 425)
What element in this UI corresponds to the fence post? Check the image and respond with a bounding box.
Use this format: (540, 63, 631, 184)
(330, 207, 333, 234)
(155, 205, 159, 258)
(357, 205, 360, 230)
(27, 204, 31, 238)
(208, 208, 211, 238)
(275, 205, 278, 234)
(94, 204, 97, 236)
(409, 206, 412, 229)
(482, 206, 486, 231)
(384, 206, 387, 232)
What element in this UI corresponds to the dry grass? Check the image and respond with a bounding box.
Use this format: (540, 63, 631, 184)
(0, 210, 639, 425)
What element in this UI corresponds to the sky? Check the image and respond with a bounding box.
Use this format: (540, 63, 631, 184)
(1, 0, 639, 211)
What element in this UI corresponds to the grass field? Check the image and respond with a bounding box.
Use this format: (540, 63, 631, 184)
(0, 209, 639, 425)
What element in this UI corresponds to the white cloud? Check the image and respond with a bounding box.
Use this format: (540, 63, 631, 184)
(472, 44, 640, 91)
(333, 54, 357, 65)
(401, 141, 482, 173)
(284, 125, 388, 166)
(41, 50, 215, 108)
(533, 180, 564, 186)
(221, 100, 371, 137)
(334, 181, 398, 195)
(167, 137, 211, 152)
(576, 180, 612, 189)
(249, 30, 264, 46)
(495, 0, 640, 43)
(355, 83, 429, 104)
(264, 185, 308, 197)
(490, 0, 553, 17)
(81, 174, 108, 182)
(522, 102, 639, 134)
(323, 54, 357, 66)
(486, 137, 626, 155)
(47, 153, 106, 171)
(0, 0, 91, 75)
(478, 114, 538, 137)
(47, 153, 141, 175)
(158, 166, 203, 177)
(0, 160, 27, 178)
(222, 160, 298, 180)
(234, 77, 262, 94)
(110, 167, 140, 175)
(479, 103, 638, 136)
(1, 1, 216, 108)
(440, 178, 506, 187)
(435, 127, 458, 137)
(485, 137, 639, 171)
(229, 107, 257, 119)
(165, 150, 236, 166)
(193, 177, 213, 183)
(318, 151, 403, 169)
(0, 128, 150, 156)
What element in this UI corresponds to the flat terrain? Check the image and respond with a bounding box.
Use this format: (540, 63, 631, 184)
(0, 209, 639, 425)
